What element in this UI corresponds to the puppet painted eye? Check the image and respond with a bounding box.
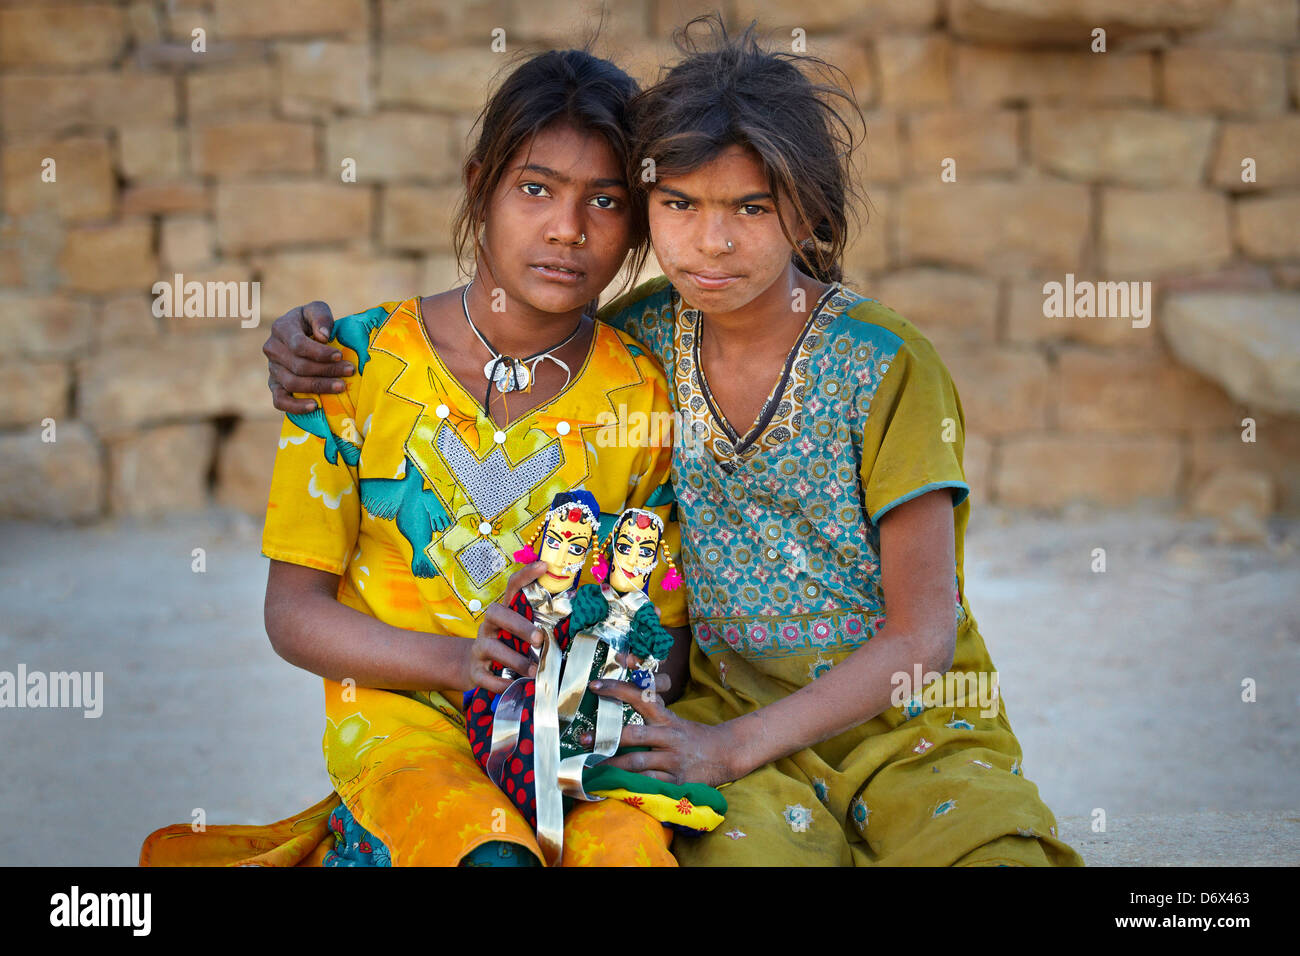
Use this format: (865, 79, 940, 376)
(616, 542, 632, 555)
(569, 543, 587, 556)
(639, 547, 655, 559)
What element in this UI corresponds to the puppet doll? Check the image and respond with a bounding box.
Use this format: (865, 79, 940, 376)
(554, 507, 728, 841)
(466, 497, 726, 863)
(464, 491, 602, 847)
(554, 507, 680, 757)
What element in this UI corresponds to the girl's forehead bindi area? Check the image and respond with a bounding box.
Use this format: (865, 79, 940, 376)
(657, 146, 768, 192)
(513, 124, 623, 180)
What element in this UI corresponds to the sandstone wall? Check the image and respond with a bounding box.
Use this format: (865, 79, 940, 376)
(1, 0, 1297, 526)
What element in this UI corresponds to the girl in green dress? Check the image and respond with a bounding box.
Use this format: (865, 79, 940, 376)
(577, 16, 1082, 866)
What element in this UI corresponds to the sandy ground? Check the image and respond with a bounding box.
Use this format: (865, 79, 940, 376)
(1, 503, 1297, 866)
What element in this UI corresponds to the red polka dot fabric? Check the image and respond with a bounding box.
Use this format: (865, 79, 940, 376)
(464, 589, 581, 831)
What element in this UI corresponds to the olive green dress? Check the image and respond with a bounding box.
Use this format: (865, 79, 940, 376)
(599, 277, 1084, 866)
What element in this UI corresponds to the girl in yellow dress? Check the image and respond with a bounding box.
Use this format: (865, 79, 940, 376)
(140, 48, 687, 868)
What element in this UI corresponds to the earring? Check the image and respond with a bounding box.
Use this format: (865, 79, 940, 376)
(513, 520, 546, 564)
(662, 547, 682, 591)
(591, 522, 623, 583)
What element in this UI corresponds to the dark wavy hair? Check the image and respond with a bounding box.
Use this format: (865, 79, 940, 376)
(629, 14, 866, 283)
(451, 47, 651, 297)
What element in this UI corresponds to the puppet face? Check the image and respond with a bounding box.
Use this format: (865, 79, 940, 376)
(609, 512, 662, 593)
(537, 508, 594, 593)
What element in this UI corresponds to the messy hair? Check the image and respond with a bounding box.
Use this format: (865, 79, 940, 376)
(452, 47, 651, 294)
(630, 14, 866, 283)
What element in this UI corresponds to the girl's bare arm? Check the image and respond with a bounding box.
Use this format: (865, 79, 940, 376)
(264, 559, 530, 694)
(716, 489, 956, 775)
(595, 489, 958, 786)
(657, 626, 692, 705)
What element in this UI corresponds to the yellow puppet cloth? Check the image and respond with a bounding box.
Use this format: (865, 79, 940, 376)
(586, 765, 726, 834)
(139, 297, 688, 867)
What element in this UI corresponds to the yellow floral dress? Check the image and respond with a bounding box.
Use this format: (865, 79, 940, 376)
(599, 277, 1085, 866)
(140, 297, 685, 867)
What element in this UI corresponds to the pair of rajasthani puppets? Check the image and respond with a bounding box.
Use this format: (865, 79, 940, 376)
(464, 491, 726, 863)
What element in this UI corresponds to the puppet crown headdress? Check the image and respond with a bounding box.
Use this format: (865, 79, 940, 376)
(512, 490, 600, 564)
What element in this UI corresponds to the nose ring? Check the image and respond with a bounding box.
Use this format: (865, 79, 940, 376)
(576, 233, 586, 246)
(726, 240, 733, 251)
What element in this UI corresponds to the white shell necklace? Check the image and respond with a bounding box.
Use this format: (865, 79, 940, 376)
(461, 279, 586, 409)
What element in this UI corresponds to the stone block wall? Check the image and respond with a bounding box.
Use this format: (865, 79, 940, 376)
(1, 0, 1297, 525)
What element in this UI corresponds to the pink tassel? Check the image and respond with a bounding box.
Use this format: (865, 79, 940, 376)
(592, 554, 608, 582)
(662, 566, 682, 591)
(513, 546, 538, 564)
